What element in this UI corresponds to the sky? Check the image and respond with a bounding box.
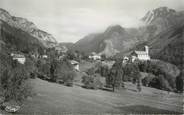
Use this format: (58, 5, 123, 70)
(0, 0, 183, 43)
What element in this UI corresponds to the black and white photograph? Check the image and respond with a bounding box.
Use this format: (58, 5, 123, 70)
(0, 0, 183, 114)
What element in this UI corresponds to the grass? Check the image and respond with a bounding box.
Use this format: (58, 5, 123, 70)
(16, 78, 182, 114)
(117, 105, 176, 114)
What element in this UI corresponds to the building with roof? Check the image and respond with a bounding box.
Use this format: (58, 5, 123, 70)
(122, 56, 129, 63)
(70, 60, 79, 71)
(11, 53, 26, 64)
(89, 52, 101, 60)
(42, 55, 48, 59)
(131, 46, 150, 62)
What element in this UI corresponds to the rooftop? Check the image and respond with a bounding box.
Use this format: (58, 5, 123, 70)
(133, 50, 149, 55)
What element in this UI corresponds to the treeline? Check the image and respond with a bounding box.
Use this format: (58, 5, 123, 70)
(82, 59, 183, 92)
(81, 60, 142, 91)
(32, 48, 79, 86)
(36, 57, 76, 86)
(0, 46, 77, 105)
(154, 28, 184, 70)
(0, 48, 34, 104)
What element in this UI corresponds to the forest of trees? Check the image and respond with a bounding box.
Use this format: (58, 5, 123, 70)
(36, 49, 76, 86)
(0, 48, 34, 104)
(83, 59, 183, 93)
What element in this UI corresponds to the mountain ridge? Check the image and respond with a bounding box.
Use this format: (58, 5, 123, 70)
(72, 24, 139, 57)
(71, 7, 184, 68)
(0, 8, 57, 47)
(0, 19, 45, 53)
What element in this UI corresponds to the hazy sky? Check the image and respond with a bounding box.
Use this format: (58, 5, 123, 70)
(0, 0, 183, 43)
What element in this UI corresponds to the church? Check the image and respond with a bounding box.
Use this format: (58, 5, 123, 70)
(131, 46, 150, 62)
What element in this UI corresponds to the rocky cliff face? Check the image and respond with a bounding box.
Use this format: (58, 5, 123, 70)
(142, 7, 184, 35)
(142, 7, 176, 25)
(0, 8, 57, 47)
(72, 25, 139, 57)
(0, 20, 45, 53)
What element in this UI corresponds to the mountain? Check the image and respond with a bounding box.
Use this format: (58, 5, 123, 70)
(150, 25, 184, 69)
(130, 7, 184, 69)
(142, 7, 176, 25)
(0, 8, 57, 47)
(59, 42, 74, 50)
(0, 20, 45, 53)
(72, 7, 184, 68)
(72, 25, 139, 57)
(142, 7, 184, 36)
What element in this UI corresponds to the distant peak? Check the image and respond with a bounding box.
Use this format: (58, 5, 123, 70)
(0, 8, 57, 45)
(0, 8, 11, 17)
(105, 25, 125, 34)
(107, 25, 123, 30)
(152, 7, 176, 15)
(0, 8, 9, 13)
(142, 7, 176, 24)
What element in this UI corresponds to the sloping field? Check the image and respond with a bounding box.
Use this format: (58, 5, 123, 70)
(17, 78, 183, 114)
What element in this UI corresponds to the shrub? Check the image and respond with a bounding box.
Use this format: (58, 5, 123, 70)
(82, 74, 94, 89)
(53, 59, 76, 86)
(25, 57, 37, 79)
(62, 71, 75, 87)
(157, 74, 172, 91)
(176, 73, 184, 92)
(0, 62, 32, 102)
(142, 73, 155, 86)
(137, 60, 180, 91)
(124, 63, 139, 78)
(0, 49, 32, 103)
(137, 78, 142, 92)
(37, 60, 50, 80)
(106, 60, 124, 91)
(86, 67, 96, 75)
(105, 71, 114, 88)
(82, 74, 104, 89)
(37, 59, 49, 74)
(96, 64, 109, 77)
(50, 59, 58, 82)
(149, 77, 161, 89)
(93, 74, 105, 89)
(66, 50, 76, 60)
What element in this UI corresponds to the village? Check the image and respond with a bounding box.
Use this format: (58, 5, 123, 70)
(5, 45, 183, 114)
(0, 1, 183, 114)
(9, 45, 180, 93)
(11, 45, 150, 70)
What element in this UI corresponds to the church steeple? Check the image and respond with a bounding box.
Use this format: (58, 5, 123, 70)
(145, 46, 149, 54)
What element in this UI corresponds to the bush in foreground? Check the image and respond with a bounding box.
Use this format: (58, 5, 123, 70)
(82, 73, 104, 89)
(175, 72, 184, 93)
(62, 71, 75, 87)
(0, 61, 32, 103)
(51, 59, 76, 86)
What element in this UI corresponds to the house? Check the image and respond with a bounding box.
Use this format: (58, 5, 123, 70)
(11, 53, 26, 64)
(70, 60, 79, 71)
(42, 55, 48, 59)
(131, 46, 150, 62)
(89, 52, 101, 60)
(122, 56, 129, 63)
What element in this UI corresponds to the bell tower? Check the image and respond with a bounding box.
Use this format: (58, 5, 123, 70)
(145, 46, 149, 54)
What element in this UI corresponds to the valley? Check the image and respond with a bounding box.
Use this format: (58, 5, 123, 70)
(0, 4, 183, 114)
